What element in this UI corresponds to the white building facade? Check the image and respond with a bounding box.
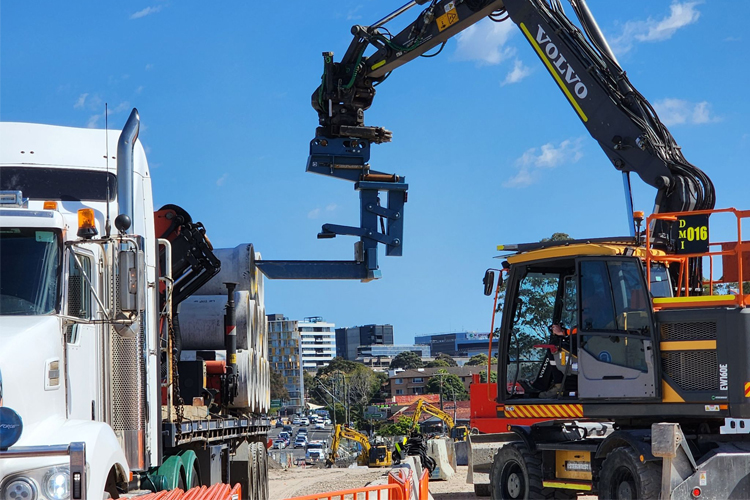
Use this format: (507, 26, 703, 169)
(299, 316, 336, 372)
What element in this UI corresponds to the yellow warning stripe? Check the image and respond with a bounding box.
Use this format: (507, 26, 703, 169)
(519, 22, 588, 123)
(542, 481, 593, 491)
(660, 340, 717, 351)
(653, 295, 735, 304)
(745, 382, 750, 398)
(504, 404, 583, 419)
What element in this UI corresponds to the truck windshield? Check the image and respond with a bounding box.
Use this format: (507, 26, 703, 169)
(0, 228, 61, 315)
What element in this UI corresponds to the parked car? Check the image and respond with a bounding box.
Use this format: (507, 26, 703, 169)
(273, 439, 287, 449)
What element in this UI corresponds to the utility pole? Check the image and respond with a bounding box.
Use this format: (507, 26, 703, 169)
(439, 373, 444, 411)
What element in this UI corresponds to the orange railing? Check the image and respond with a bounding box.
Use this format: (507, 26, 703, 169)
(283, 483, 404, 500)
(646, 208, 750, 309)
(284, 467, 429, 500)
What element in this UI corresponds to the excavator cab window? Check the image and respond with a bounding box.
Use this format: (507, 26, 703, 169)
(502, 260, 578, 400)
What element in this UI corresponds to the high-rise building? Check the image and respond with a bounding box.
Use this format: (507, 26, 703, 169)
(267, 314, 304, 411)
(335, 324, 394, 360)
(299, 316, 336, 372)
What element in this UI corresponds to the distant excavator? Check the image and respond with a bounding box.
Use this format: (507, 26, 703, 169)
(410, 399, 469, 441)
(326, 424, 393, 468)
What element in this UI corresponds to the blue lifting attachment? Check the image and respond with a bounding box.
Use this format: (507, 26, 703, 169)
(255, 136, 408, 282)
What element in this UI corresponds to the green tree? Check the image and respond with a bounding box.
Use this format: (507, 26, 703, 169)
(466, 353, 488, 366)
(479, 370, 498, 383)
(425, 359, 450, 368)
(317, 357, 359, 376)
(270, 369, 289, 401)
(389, 351, 424, 370)
(434, 353, 457, 366)
(425, 369, 469, 400)
(378, 416, 413, 436)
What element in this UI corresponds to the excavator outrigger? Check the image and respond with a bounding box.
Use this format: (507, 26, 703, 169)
(327, 424, 393, 468)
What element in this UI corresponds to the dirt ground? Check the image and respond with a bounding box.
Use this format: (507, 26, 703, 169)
(269, 466, 389, 500)
(269, 464, 597, 500)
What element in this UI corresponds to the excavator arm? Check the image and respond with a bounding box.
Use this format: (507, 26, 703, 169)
(309, 0, 714, 288)
(326, 424, 371, 466)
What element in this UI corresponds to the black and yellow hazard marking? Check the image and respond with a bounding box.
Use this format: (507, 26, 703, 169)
(519, 22, 588, 123)
(436, 3, 459, 32)
(504, 404, 583, 418)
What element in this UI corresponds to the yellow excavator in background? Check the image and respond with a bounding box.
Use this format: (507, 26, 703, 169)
(326, 424, 392, 468)
(410, 399, 469, 441)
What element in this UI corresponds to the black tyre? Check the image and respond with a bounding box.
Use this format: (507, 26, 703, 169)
(490, 443, 553, 500)
(250, 443, 261, 500)
(474, 483, 491, 497)
(259, 444, 269, 500)
(187, 464, 200, 489)
(598, 447, 660, 500)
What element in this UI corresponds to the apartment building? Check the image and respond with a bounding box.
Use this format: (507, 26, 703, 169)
(299, 316, 336, 372)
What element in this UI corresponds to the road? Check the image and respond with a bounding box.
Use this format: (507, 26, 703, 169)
(268, 423, 335, 466)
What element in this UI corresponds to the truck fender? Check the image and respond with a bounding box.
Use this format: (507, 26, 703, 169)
(595, 430, 657, 463)
(506, 426, 535, 451)
(178, 450, 201, 486)
(157, 455, 186, 490)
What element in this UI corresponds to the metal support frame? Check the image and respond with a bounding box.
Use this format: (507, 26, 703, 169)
(0, 443, 87, 500)
(258, 136, 408, 282)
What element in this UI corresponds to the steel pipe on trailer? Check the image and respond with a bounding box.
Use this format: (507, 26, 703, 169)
(0, 442, 87, 500)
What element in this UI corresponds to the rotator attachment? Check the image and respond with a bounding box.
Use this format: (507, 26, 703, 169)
(256, 135, 407, 282)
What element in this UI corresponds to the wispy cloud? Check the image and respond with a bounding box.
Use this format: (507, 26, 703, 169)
(502, 59, 531, 86)
(610, 1, 701, 54)
(85, 101, 131, 129)
(74, 93, 89, 109)
(454, 18, 516, 66)
(130, 5, 163, 20)
(308, 203, 338, 220)
(145, 63, 154, 71)
(504, 138, 584, 188)
(216, 174, 229, 187)
(653, 98, 718, 126)
(347, 5, 363, 20)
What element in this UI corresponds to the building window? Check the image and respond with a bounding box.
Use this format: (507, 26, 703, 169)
(412, 388, 424, 395)
(394, 378, 403, 385)
(395, 389, 404, 395)
(412, 377, 424, 383)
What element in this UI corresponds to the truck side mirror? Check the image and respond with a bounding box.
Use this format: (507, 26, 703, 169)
(483, 270, 496, 296)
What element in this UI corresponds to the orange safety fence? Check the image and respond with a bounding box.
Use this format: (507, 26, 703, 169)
(283, 483, 405, 500)
(131, 483, 242, 500)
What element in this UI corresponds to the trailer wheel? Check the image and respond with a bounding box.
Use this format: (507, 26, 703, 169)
(259, 444, 269, 500)
(491, 443, 552, 500)
(598, 447, 660, 500)
(250, 442, 261, 500)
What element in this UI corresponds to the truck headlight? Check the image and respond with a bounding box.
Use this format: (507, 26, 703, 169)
(41, 469, 69, 500)
(2, 478, 37, 500)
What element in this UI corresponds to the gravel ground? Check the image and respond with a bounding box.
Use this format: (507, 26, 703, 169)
(269, 466, 389, 500)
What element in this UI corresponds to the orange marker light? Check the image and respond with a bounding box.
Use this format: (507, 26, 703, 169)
(43, 201, 58, 210)
(77, 208, 98, 239)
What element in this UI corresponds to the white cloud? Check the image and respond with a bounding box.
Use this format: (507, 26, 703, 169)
(130, 6, 163, 20)
(145, 64, 154, 71)
(74, 93, 88, 109)
(326, 203, 338, 212)
(308, 203, 338, 220)
(610, 2, 701, 54)
(86, 114, 101, 129)
(653, 98, 718, 126)
(216, 174, 229, 187)
(307, 208, 321, 219)
(504, 138, 584, 188)
(502, 59, 531, 86)
(454, 18, 516, 66)
(83, 101, 131, 129)
(347, 5, 363, 20)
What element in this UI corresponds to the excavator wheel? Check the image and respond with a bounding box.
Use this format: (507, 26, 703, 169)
(598, 446, 660, 500)
(490, 443, 553, 500)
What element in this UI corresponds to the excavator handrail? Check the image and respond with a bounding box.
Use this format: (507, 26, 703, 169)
(645, 207, 750, 309)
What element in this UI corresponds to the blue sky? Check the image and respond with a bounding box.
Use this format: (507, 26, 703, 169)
(2, 1, 749, 344)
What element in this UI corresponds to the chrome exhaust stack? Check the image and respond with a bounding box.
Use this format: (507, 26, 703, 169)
(116, 108, 140, 233)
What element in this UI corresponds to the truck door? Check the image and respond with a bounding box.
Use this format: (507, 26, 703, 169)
(65, 248, 101, 420)
(576, 258, 658, 400)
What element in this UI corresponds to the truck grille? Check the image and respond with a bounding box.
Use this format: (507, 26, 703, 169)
(660, 321, 717, 341)
(662, 350, 718, 391)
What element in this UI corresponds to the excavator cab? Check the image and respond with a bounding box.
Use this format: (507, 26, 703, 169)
(367, 444, 393, 468)
(450, 425, 469, 442)
(495, 243, 660, 404)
